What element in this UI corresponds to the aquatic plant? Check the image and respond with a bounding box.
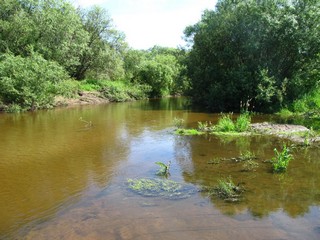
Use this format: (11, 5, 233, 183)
(239, 150, 256, 161)
(235, 113, 251, 132)
(79, 117, 93, 128)
(127, 178, 195, 200)
(272, 144, 293, 173)
(198, 121, 213, 131)
(173, 117, 185, 128)
(214, 114, 235, 132)
(212, 177, 244, 202)
(155, 161, 171, 176)
(242, 160, 259, 172)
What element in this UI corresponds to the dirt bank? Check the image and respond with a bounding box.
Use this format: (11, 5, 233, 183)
(250, 122, 320, 145)
(54, 91, 109, 107)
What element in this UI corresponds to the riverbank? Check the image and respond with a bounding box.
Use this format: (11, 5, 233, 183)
(54, 91, 110, 108)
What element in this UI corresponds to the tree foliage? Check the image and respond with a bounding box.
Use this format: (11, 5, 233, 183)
(185, 0, 320, 112)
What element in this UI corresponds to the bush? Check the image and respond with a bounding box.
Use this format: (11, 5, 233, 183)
(0, 53, 68, 111)
(54, 80, 80, 98)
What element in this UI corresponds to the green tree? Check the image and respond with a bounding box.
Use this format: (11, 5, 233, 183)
(73, 6, 126, 80)
(137, 54, 181, 97)
(0, 0, 89, 74)
(185, 0, 320, 112)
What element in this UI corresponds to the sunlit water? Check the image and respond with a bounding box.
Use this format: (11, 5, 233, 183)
(0, 98, 319, 239)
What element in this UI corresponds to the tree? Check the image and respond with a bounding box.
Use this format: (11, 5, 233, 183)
(73, 6, 126, 80)
(185, 0, 320, 112)
(0, 0, 89, 74)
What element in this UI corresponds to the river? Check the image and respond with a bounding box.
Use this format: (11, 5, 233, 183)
(0, 98, 319, 239)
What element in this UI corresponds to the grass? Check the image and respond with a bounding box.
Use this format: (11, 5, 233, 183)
(272, 144, 293, 173)
(174, 128, 204, 136)
(214, 114, 235, 132)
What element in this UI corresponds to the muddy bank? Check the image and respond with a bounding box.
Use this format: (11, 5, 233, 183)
(54, 91, 109, 107)
(250, 122, 320, 145)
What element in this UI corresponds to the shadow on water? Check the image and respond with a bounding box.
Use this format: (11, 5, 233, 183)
(0, 98, 320, 239)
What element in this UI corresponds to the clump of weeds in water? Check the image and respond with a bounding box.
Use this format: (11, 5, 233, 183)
(214, 177, 244, 202)
(235, 113, 251, 132)
(173, 117, 185, 128)
(213, 113, 251, 133)
(242, 160, 259, 172)
(272, 144, 293, 173)
(239, 150, 256, 161)
(215, 114, 235, 132)
(155, 161, 171, 176)
(198, 121, 213, 131)
(202, 177, 244, 202)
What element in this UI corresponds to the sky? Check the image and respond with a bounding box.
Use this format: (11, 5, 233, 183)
(73, 0, 217, 49)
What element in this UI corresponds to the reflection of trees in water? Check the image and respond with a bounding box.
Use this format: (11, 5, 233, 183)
(173, 133, 320, 217)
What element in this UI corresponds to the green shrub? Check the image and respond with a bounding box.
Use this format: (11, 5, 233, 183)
(235, 113, 251, 132)
(272, 144, 293, 173)
(0, 53, 68, 111)
(215, 114, 235, 132)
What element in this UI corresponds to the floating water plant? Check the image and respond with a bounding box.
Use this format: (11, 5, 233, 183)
(173, 117, 185, 128)
(127, 178, 195, 200)
(239, 150, 257, 161)
(202, 177, 244, 202)
(155, 161, 171, 176)
(272, 144, 293, 173)
(242, 160, 259, 172)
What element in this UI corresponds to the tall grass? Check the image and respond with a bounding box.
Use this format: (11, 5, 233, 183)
(214, 113, 251, 132)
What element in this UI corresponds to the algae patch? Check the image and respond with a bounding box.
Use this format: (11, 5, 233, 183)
(127, 178, 196, 200)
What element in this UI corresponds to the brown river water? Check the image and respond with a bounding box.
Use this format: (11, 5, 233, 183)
(0, 98, 319, 240)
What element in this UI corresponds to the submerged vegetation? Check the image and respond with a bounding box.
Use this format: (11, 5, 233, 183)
(127, 178, 195, 200)
(155, 161, 171, 176)
(202, 177, 244, 202)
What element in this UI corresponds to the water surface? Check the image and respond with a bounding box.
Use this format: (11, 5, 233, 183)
(0, 98, 319, 239)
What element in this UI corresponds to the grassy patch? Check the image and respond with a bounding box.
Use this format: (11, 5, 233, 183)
(174, 128, 204, 136)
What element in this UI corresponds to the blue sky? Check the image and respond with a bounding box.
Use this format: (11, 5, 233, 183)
(73, 0, 217, 49)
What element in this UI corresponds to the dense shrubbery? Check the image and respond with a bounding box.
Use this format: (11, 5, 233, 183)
(79, 79, 151, 102)
(0, 53, 68, 111)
